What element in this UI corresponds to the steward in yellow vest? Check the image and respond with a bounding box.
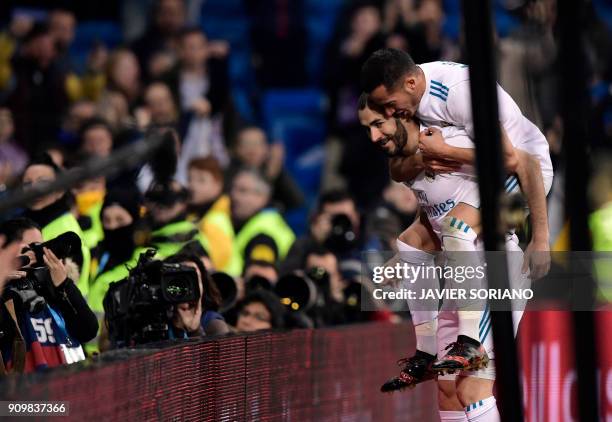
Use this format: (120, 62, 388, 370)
(217, 169, 295, 275)
(145, 180, 207, 259)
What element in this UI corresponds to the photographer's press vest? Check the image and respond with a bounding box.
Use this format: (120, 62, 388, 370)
(42, 213, 91, 298)
(205, 209, 295, 276)
(150, 220, 208, 258)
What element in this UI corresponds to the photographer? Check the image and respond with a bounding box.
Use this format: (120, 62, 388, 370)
(21, 154, 91, 296)
(304, 246, 347, 327)
(281, 189, 382, 277)
(234, 290, 285, 333)
(0, 218, 98, 372)
(164, 253, 230, 338)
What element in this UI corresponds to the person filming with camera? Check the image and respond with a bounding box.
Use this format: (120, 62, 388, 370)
(0, 218, 98, 373)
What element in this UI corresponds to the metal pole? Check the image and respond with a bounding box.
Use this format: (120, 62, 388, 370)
(461, 1, 523, 420)
(558, 0, 599, 420)
(0, 130, 167, 216)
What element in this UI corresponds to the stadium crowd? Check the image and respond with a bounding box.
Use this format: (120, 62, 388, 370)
(0, 0, 610, 374)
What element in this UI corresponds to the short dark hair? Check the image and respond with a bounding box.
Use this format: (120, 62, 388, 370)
(357, 92, 369, 111)
(0, 218, 41, 244)
(305, 244, 334, 258)
(317, 189, 355, 214)
(25, 152, 61, 175)
(79, 117, 113, 141)
(360, 48, 417, 93)
(237, 290, 286, 329)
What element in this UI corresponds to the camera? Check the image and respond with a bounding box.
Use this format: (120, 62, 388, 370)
(4, 232, 82, 313)
(103, 249, 200, 348)
(324, 213, 357, 254)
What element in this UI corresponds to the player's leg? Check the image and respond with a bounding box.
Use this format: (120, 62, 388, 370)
(432, 203, 490, 374)
(438, 310, 468, 422)
(381, 215, 441, 392)
(456, 376, 500, 422)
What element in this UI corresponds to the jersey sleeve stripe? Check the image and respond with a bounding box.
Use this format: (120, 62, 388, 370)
(429, 91, 448, 102)
(430, 85, 449, 96)
(431, 80, 450, 92)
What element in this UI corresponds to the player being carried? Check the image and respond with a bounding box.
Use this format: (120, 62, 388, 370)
(358, 49, 553, 422)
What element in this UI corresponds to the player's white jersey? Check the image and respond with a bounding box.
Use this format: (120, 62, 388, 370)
(405, 125, 520, 237)
(415, 61, 554, 185)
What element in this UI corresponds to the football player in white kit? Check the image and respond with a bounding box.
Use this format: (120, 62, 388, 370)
(360, 49, 553, 422)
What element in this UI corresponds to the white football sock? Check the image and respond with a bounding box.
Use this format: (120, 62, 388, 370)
(414, 319, 438, 355)
(396, 239, 439, 353)
(440, 216, 486, 344)
(465, 396, 500, 422)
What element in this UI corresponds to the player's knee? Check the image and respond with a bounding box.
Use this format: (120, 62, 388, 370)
(398, 226, 422, 250)
(438, 380, 463, 411)
(456, 376, 493, 407)
(440, 216, 477, 250)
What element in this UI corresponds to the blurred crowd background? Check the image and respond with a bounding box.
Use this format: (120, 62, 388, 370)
(0, 0, 612, 369)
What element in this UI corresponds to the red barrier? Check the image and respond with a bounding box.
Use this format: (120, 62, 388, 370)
(518, 310, 612, 421)
(2, 322, 438, 421)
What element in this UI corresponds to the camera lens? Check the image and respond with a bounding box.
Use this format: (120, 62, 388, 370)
(164, 277, 192, 301)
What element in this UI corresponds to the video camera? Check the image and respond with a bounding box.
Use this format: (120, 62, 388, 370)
(4, 232, 82, 313)
(103, 249, 200, 348)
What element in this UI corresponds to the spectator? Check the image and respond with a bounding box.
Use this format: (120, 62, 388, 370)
(21, 154, 91, 296)
(48, 9, 76, 73)
(58, 100, 97, 147)
(0, 218, 98, 372)
(498, 0, 558, 131)
(105, 48, 142, 109)
(160, 28, 231, 171)
(131, 0, 186, 79)
(383, 0, 450, 63)
(0, 108, 28, 189)
(79, 117, 114, 158)
(160, 27, 230, 118)
(186, 157, 235, 273)
(142, 81, 178, 126)
(164, 253, 230, 337)
(235, 290, 286, 332)
(6, 23, 68, 153)
(325, 4, 389, 209)
(226, 126, 304, 212)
